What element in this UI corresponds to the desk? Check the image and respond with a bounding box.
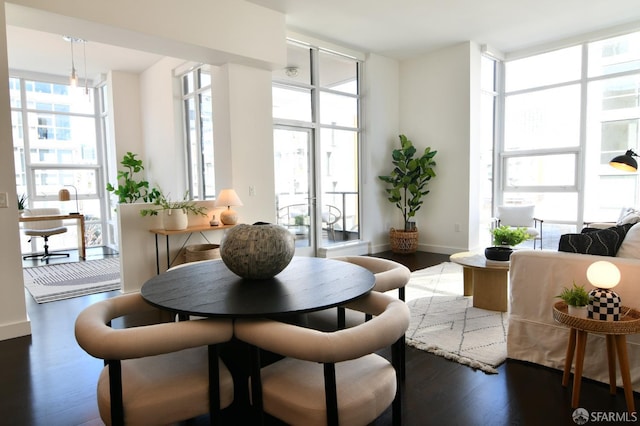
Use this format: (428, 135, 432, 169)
(19, 213, 85, 259)
(150, 224, 234, 274)
(553, 301, 640, 412)
(141, 256, 375, 319)
(450, 251, 510, 312)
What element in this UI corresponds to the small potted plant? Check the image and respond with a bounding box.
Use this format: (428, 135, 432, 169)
(485, 225, 531, 261)
(557, 282, 591, 318)
(140, 191, 207, 231)
(17, 193, 28, 214)
(378, 134, 437, 253)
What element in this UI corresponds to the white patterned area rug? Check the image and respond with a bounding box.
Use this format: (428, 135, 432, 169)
(23, 257, 121, 303)
(405, 262, 508, 374)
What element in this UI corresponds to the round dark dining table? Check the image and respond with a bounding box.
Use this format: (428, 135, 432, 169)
(140, 256, 375, 318)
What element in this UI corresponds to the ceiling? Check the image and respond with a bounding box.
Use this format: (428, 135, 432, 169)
(5, 0, 640, 80)
(248, 0, 640, 59)
(6, 25, 164, 81)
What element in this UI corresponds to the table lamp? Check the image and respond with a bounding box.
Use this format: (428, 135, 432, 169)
(586, 260, 622, 321)
(214, 189, 243, 225)
(58, 185, 79, 214)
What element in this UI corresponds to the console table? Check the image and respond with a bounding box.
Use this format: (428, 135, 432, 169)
(19, 213, 86, 259)
(150, 224, 234, 274)
(553, 301, 640, 412)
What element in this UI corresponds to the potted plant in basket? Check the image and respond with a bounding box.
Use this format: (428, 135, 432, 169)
(378, 134, 437, 253)
(557, 282, 590, 318)
(485, 225, 530, 261)
(140, 191, 207, 231)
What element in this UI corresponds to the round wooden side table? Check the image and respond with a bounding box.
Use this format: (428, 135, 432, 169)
(553, 301, 640, 412)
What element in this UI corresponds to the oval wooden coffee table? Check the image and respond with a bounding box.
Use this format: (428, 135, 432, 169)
(450, 251, 509, 312)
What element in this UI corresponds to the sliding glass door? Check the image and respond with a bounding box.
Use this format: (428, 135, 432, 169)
(274, 127, 317, 256)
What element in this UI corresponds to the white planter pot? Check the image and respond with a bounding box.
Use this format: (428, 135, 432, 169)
(162, 209, 188, 231)
(568, 305, 588, 318)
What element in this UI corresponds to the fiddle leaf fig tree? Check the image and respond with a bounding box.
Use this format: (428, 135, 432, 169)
(378, 134, 437, 231)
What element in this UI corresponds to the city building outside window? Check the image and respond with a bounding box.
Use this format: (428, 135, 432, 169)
(499, 30, 640, 248)
(272, 40, 361, 254)
(11, 76, 105, 254)
(180, 66, 214, 200)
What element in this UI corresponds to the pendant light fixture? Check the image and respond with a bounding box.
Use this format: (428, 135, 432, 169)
(63, 36, 87, 89)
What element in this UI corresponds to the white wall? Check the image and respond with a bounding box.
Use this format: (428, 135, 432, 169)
(214, 63, 276, 225)
(0, 3, 30, 340)
(399, 42, 482, 254)
(361, 53, 401, 253)
(107, 71, 145, 168)
(140, 57, 188, 196)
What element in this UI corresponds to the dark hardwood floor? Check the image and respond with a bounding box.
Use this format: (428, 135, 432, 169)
(2, 250, 638, 425)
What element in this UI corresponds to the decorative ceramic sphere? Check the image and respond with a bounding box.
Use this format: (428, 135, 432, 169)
(219, 223, 295, 279)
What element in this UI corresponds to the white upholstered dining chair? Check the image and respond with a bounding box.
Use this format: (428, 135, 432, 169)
(74, 292, 234, 426)
(235, 291, 410, 426)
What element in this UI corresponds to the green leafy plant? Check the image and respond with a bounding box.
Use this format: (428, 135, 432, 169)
(17, 194, 28, 210)
(106, 152, 161, 204)
(378, 134, 437, 231)
(556, 282, 590, 307)
(139, 191, 207, 217)
(491, 225, 530, 246)
(294, 215, 307, 226)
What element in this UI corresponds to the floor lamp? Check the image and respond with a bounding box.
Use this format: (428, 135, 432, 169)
(609, 149, 639, 172)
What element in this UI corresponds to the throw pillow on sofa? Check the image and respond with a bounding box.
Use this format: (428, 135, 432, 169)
(558, 223, 634, 256)
(617, 222, 640, 259)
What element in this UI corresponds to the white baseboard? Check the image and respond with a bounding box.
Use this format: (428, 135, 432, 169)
(318, 241, 370, 258)
(0, 319, 31, 341)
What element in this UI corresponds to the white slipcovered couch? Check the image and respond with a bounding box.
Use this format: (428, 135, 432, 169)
(507, 222, 640, 391)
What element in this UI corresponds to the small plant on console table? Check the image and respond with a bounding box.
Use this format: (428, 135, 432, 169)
(140, 191, 207, 231)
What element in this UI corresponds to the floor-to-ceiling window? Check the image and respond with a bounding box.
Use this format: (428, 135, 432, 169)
(272, 40, 361, 255)
(480, 54, 497, 246)
(180, 66, 214, 200)
(499, 30, 640, 248)
(11, 75, 105, 255)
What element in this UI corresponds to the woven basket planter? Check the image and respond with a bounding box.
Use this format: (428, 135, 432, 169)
(390, 228, 418, 254)
(185, 244, 220, 263)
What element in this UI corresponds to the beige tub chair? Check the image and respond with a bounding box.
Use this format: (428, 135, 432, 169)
(74, 292, 234, 426)
(235, 291, 410, 426)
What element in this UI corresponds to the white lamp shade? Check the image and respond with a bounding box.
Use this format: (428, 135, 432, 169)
(215, 189, 243, 207)
(586, 261, 621, 289)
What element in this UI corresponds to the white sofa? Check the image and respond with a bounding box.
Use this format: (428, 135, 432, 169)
(507, 223, 640, 391)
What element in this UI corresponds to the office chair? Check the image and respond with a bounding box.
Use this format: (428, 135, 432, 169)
(22, 208, 70, 261)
